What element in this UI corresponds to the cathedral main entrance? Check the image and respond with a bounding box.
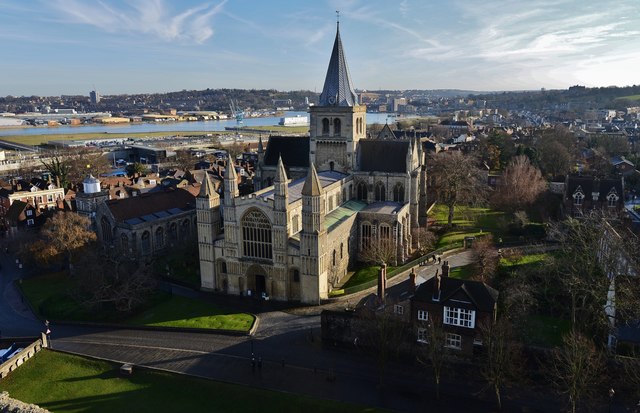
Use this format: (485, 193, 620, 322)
(246, 264, 268, 298)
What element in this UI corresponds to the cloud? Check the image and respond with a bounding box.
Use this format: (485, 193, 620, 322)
(46, 0, 225, 43)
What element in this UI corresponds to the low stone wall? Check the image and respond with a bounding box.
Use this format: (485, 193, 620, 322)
(0, 333, 48, 379)
(0, 391, 50, 413)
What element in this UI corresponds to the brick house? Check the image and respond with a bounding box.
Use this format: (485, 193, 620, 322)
(564, 175, 624, 217)
(411, 262, 498, 355)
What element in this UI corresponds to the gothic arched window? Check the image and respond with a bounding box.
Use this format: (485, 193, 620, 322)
(141, 231, 151, 255)
(242, 209, 273, 260)
(120, 233, 129, 253)
(356, 181, 368, 201)
(393, 183, 405, 203)
(101, 217, 112, 243)
(333, 118, 341, 135)
(155, 227, 165, 250)
(322, 118, 330, 135)
(375, 182, 386, 202)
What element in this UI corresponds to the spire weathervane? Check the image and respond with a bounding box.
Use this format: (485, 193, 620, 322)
(336, 10, 340, 27)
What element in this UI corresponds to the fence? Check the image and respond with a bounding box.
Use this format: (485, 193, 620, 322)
(0, 333, 48, 379)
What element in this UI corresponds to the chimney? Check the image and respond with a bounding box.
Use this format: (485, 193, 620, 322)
(433, 269, 441, 302)
(442, 261, 450, 278)
(409, 268, 417, 293)
(377, 262, 387, 303)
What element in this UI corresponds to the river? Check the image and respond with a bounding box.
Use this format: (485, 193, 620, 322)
(0, 111, 408, 137)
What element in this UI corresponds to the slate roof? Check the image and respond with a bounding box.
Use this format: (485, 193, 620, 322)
(5, 200, 29, 223)
(565, 175, 624, 202)
(258, 170, 346, 204)
(105, 188, 195, 223)
(264, 136, 310, 167)
(361, 201, 404, 214)
(413, 276, 498, 313)
(358, 140, 409, 173)
(318, 24, 358, 107)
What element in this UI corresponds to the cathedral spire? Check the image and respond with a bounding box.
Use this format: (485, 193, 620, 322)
(318, 19, 358, 107)
(275, 155, 287, 183)
(199, 171, 217, 198)
(302, 163, 323, 196)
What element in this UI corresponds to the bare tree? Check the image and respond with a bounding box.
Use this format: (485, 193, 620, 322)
(358, 308, 408, 390)
(171, 149, 198, 172)
(548, 331, 605, 413)
(40, 154, 72, 188)
(538, 140, 573, 177)
(492, 156, 546, 213)
(428, 151, 487, 226)
(359, 237, 399, 267)
(26, 211, 96, 268)
(471, 234, 499, 283)
(416, 314, 448, 400)
(478, 318, 522, 411)
(74, 246, 157, 313)
(411, 226, 436, 256)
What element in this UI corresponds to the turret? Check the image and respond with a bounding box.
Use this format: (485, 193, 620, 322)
(197, 171, 221, 291)
(224, 161, 238, 206)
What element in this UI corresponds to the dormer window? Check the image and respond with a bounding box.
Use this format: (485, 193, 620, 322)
(573, 192, 584, 206)
(607, 192, 618, 207)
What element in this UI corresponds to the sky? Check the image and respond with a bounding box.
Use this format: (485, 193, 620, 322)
(1, 0, 639, 96)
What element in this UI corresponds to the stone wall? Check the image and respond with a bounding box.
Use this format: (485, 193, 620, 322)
(0, 334, 48, 379)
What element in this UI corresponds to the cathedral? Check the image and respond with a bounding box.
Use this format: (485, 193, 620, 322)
(197, 23, 428, 304)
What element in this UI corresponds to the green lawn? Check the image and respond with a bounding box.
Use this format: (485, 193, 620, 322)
(241, 125, 309, 134)
(20, 273, 254, 332)
(448, 264, 475, 280)
(154, 248, 200, 288)
(0, 351, 383, 413)
(499, 253, 548, 268)
(2, 130, 229, 146)
(522, 315, 571, 347)
(126, 295, 254, 331)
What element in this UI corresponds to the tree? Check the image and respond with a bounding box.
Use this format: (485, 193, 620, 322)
(411, 226, 436, 256)
(27, 211, 96, 268)
(126, 162, 148, 178)
(74, 246, 156, 312)
(428, 151, 487, 226)
(471, 234, 499, 283)
(416, 314, 448, 400)
(359, 237, 399, 267)
(538, 140, 573, 177)
(492, 156, 546, 213)
(357, 308, 408, 390)
(548, 331, 605, 413)
(172, 149, 198, 172)
(478, 318, 522, 411)
(40, 154, 72, 188)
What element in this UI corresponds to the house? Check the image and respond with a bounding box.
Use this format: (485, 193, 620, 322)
(5, 200, 44, 231)
(411, 262, 498, 355)
(564, 175, 624, 217)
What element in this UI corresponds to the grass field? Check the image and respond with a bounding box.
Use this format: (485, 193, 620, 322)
(0, 351, 383, 413)
(126, 295, 254, 331)
(0, 130, 229, 146)
(20, 273, 254, 332)
(238, 125, 309, 134)
(448, 264, 475, 280)
(616, 94, 640, 102)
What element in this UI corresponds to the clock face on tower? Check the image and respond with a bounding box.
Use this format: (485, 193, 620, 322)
(328, 96, 336, 104)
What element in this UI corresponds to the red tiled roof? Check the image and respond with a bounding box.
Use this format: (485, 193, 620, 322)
(106, 188, 195, 222)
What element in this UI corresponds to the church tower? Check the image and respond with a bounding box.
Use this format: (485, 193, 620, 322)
(197, 172, 221, 290)
(300, 163, 327, 303)
(309, 21, 366, 173)
(223, 162, 240, 267)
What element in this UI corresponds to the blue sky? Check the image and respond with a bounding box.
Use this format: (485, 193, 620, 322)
(1, 0, 639, 96)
